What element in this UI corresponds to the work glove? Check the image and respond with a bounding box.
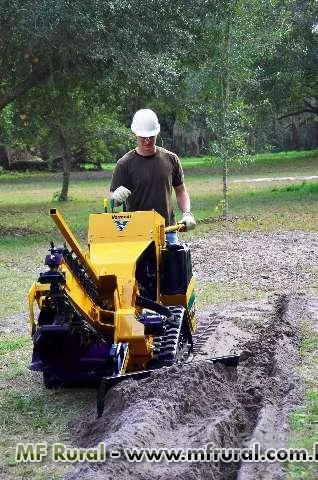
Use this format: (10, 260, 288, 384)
(112, 186, 131, 206)
(181, 211, 196, 231)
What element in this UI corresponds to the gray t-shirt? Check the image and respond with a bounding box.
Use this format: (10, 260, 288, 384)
(110, 147, 184, 226)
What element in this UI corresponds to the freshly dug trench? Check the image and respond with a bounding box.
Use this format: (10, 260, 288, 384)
(236, 294, 304, 480)
(66, 293, 303, 480)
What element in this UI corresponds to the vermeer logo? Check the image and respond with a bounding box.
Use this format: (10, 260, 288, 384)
(114, 219, 129, 232)
(111, 214, 132, 219)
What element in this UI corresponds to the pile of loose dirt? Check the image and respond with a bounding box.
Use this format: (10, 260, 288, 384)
(66, 294, 304, 480)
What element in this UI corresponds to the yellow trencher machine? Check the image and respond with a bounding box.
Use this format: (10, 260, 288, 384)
(28, 206, 197, 415)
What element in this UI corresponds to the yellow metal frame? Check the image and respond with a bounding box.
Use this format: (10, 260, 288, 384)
(28, 209, 196, 372)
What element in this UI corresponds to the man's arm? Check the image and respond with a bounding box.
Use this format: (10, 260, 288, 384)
(174, 183, 191, 213)
(174, 183, 196, 230)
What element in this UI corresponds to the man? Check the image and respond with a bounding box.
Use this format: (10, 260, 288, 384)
(109, 108, 196, 243)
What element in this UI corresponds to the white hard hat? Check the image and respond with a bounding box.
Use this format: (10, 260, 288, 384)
(131, 109, 160, 137)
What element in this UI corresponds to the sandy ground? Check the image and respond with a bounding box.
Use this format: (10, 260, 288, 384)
(191, 230, 318, 294)
(62, 230, 317, 480)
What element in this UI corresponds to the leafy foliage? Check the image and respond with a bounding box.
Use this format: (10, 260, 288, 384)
(0, 0, 217, 110)
(247, 0, 318, 119)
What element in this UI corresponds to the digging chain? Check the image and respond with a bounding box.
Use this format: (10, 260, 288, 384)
(62, 247, 102, 307)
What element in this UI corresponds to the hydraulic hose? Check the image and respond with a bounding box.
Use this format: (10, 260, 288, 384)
(135, 295, 174, 320)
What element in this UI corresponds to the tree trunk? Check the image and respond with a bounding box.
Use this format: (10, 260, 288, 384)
(221, 18, 231, 220)
(58, 127, 71, 201)
(222, 157, 229, 218)
(172, 121, 208, 156)
(0, 144, 10, 169)
(291, 121, 300, 150)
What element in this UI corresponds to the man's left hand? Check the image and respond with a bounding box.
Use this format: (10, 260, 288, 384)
(181, 211, 196, 230)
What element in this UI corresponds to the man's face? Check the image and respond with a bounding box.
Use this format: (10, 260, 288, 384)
(135, 135, 157, 155)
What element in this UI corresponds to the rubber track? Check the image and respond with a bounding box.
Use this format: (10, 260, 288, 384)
(151, 306, 186, 365)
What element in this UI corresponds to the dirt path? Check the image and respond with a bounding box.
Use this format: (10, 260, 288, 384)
(232, 175, 318, 183)
(63, 230, 317, 480)
(191, 230, 318, 294)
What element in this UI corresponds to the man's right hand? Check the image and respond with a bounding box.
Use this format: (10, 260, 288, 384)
(181, 211, 196, 230)
(111, 186, 131, 205)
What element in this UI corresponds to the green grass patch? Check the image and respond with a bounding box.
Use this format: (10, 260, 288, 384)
(180, 156, 210, 168)
(271, 181, 318, 194)
(0, 334, 31, 355)
(0, 240, 47, 321)
(300, 331, 318, 355)
(0, 348, 95, 479)
(1, 388, 90, 433)
(287, 323, 318, 479)
(183, 177, 318, 233)
(181, 149, 318, 171)
(0, 170, 56, 182)
(0, 357, 28, 381)
(252, 149, 318, 164)
(196, 281, 267, 308)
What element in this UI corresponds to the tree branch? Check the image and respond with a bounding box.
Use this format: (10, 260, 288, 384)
(278, 108, 316, 120)
(304, 99, 318, 114)
(0, 68, 51, 111)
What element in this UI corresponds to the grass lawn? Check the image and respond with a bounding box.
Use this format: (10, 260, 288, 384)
(0, 335, 95, 479)
(287, 323, 318, 479)
(0, 149, 317, 479)
(78, 148, 318, 173)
